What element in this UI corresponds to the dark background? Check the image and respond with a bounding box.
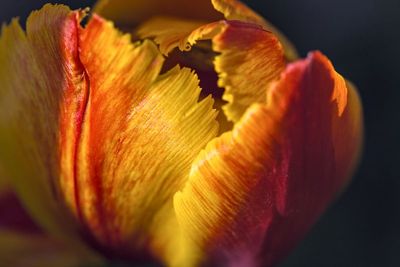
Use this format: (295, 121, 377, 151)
(1, 0, 399, 266)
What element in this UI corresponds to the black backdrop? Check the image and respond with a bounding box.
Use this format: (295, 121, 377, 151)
(0, 1, 399, 266)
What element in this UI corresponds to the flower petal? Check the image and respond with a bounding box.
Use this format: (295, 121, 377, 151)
(139, 19, 286, 122)
(210, 0, 298, 60)
(0, 4, 93, 247)
(93, 0, 221, 26)
(93, 0, 298, 60)
(74, 15, 218, 259)
(137, 16, 206, 55)
(213, 21, 286, 122)
(174, 51, 363, 267)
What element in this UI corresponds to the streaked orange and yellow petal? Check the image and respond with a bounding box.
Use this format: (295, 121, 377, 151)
(0, 4, 101, 262)
(0, 3, 85, 239)
(73, 15, 218, 260)
(174, 51, 363, 267)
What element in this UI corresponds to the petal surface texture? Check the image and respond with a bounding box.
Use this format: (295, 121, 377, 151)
(0, 4, 92, 243)
(75, 15, 218, 259)
(139, 19, 286, 122)
(174, 51, 363, 267)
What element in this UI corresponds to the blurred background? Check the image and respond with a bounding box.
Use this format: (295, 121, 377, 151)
(0, 0, 399, 266)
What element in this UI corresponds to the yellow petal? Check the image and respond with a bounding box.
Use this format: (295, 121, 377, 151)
(174, 51, 363, 267)
(94, 0, 298, 60)
(137, 16, 205, 55)
(213, 21, 286, 122)
(73, 15, 218, 260)
(93, 0, 220, 26)
(0, 3, 100, 261)
(139, 19, 286, 122)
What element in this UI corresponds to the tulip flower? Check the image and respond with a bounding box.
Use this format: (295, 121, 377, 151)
(0, 0, 363, 267)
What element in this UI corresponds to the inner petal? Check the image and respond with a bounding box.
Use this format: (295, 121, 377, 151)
(94, 0, 298, 60)
(74, 15, 219, 262)
(161, 42, 234, 134)
(137, 17, 286, 123)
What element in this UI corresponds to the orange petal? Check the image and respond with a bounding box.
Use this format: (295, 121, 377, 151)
(73, 15, 218, 260)
(174, 51, 363, 267)
(0, 2, 81, 236)
(211, 0, 298, 60)
(332, 80, 363, 188)
(0, 3, 100, 260)
(139, 19, 286, 122)
(213, 21, 286, 122)
(94, 0, 298, 60)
